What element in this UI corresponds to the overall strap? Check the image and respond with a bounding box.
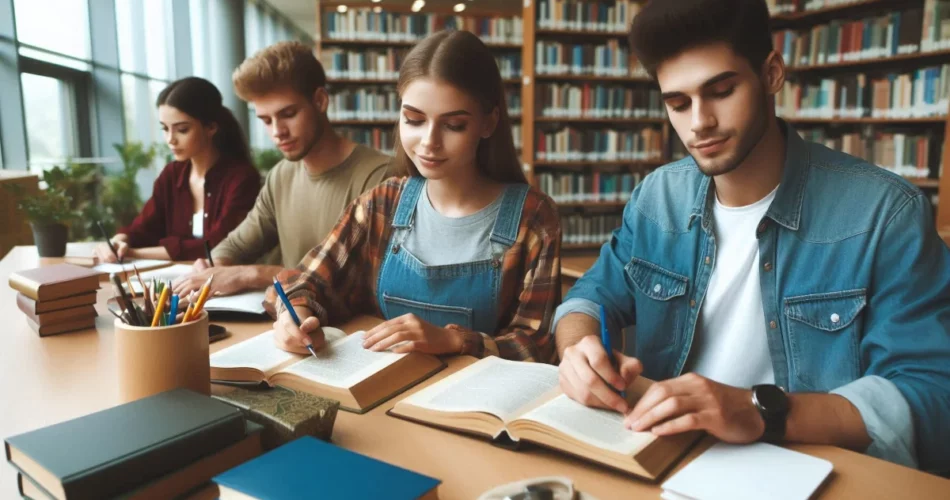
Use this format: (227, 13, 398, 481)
(391, 176, 426, 229)
(489, 183, 530, 247)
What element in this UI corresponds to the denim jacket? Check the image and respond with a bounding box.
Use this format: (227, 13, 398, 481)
(555, 122, 950, 474)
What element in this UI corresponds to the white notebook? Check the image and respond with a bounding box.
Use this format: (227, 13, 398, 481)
(131, 264, 268, 315)
(661, 442, 833, 500)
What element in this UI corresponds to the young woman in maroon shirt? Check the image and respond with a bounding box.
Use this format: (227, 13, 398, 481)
(94, 77, 261, 263)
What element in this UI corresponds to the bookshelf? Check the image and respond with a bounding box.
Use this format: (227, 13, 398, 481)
(523, 0, 668, 251)
(769, 0, 950, 231)
(315, 1, 525, 154)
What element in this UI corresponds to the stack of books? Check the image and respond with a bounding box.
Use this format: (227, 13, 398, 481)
(8, 263, 101, 337)
(6, 389, 265, 499)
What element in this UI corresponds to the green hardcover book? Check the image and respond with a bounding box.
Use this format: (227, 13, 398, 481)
(213, 386, 340, 450)
(5, 389, 246, 500)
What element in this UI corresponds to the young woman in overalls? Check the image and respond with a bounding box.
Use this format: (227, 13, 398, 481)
(266, 30, 562, 363)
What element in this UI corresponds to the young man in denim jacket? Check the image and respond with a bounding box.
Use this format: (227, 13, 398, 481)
(554, 0, 950, 475)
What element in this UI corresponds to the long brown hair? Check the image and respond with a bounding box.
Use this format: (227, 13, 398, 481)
(391, 30, 526, 183)
(157, 77, 252, 166)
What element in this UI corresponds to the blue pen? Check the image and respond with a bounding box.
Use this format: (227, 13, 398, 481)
(600, 304, 626, 399)
(273, 279, 318, 358)
(168, 295, 179, 325)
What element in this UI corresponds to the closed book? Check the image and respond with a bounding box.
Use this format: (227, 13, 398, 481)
(213, 386, 340, 450)
(15, 291, 98, 314)
(8, 264, 101, 302)
(25, 316, 97, 337)
(17, 300, 97, 326)
(17, 421, 265, 500)
(4, 388, 247, 500)
(213, 437, 440, 500)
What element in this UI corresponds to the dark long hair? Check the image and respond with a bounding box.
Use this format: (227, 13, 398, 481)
(156, 77, 253, 166)
(391, 30, 526, 183)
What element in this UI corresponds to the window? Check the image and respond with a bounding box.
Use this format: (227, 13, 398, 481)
(21, 73, 80, 170)
(190, 0, 212, 80)
(122, 74, 168, 151)
(116, 0, 172, 79)
(13, 0, 90, 60)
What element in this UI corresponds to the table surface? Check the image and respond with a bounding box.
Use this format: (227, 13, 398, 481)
(2, 245, 949, 500)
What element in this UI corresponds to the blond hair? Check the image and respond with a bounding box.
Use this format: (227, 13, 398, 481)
(232, 41, 326, 101)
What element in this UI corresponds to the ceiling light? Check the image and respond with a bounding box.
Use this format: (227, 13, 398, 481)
(371, 0, 382, 2)
(411, 0, 425, 12)
(373, 6, 382, 12)
(336, 5, 347, 13)
(453, 3, 465, 12)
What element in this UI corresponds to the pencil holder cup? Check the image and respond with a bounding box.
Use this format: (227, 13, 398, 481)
(114, 310, 211, 403)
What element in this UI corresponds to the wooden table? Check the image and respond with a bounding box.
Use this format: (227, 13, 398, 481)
(2, 246, 949, 499)
(561, 254, 599, 297)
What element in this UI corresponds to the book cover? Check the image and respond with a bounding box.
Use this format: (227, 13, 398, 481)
(5, 388, 247, 499)
(213, 385, 340, 450)
(17, 301, 97, 326)
(8, 264, 101, 301)
(214, 436, 440, 500)
(15, 291, 98, 315)
(25, 316, 97, 337)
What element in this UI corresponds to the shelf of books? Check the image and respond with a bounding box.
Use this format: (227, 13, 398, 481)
(316, 1, 524, 154)
(523, 0, 669, 252)
(768, 0, 950, 229)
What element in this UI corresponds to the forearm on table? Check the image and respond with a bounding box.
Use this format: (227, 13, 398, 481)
(238, 265, 285, 289)
(785, 392, 871, 452)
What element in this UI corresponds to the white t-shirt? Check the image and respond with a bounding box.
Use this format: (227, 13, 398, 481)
(687, 186, 778, 388)
(192, 211, 204, 238)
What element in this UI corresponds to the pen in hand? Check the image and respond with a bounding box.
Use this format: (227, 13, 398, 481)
(204, 240, 215, 267)
(272, 279, 318, 358)
(600, 304, 626, 400)
(96, 221, 123, 264)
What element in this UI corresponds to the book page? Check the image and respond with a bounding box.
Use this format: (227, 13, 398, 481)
(128, 264, 200, 294)
(402, 356, 558, 422)
(277, 332, 406, 389)
(518, 394, 654, 455)
(93, 259, 172, 275)
(203, 290, 267, 315)
(210, 330, 301, 372)
(209, 328, 347, 373)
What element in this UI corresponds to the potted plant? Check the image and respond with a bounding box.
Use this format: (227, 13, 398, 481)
(5, 171, 80, 257)
(101, 142, 158, 233)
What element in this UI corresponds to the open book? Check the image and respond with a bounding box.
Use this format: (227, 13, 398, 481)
(131, 264, 267, 315)
(210, 330, 445, 414)
(389, 356, 702, 481)
(64, 255, 172, 275)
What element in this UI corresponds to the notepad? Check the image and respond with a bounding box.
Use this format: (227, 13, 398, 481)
(660, 442, 833, 500)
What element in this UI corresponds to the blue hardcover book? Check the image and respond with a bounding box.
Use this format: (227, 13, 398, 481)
(213, 437, 440, 500)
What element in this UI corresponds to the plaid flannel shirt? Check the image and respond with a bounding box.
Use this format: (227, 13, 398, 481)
(264, 176, 562, 364)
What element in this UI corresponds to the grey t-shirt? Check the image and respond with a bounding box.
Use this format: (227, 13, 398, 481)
(402, 184, 503, 266)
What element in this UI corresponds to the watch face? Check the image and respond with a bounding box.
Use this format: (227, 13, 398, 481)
(754, 385, 788, 414)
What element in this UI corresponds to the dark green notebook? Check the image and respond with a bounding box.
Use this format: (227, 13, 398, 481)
(213, 386, 340, 450)
(5, 388, 246, 499)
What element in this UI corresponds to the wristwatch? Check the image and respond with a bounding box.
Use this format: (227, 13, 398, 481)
(751, 384, 789, 443)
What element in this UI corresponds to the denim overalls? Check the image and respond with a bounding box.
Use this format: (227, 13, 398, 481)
(375, 177, 529, 332)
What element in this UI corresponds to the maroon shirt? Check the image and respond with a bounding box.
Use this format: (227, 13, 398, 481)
(119, 157, 261, 260)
